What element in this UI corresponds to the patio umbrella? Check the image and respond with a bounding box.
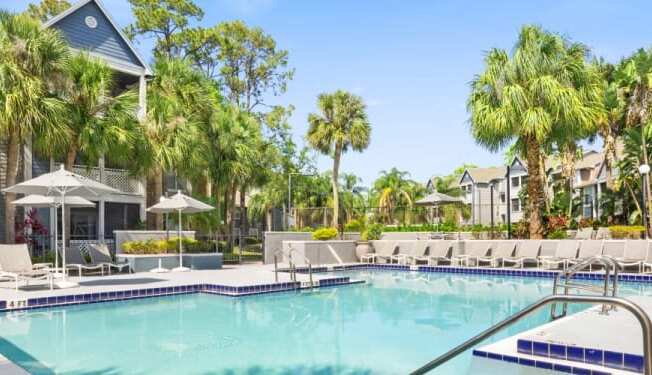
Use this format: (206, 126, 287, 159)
(414, 192, 463, 231)
(3, 165, 119, 288)
(11, 195, 95, 277)
(147, 191, 214, 272)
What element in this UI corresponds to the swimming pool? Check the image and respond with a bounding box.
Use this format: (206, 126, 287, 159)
(1, 270, 650, 374)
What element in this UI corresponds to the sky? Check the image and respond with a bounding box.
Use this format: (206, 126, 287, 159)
(5, 0, 652, 186)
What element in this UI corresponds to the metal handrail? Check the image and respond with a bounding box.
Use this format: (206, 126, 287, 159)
(288, 247, 314, 289)
(551, 255, 621, 319)
(272, 247, 314, 288)
(411, 295, 652, 375)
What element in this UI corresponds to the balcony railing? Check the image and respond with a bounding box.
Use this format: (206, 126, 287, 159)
(72, 165, 143, 194)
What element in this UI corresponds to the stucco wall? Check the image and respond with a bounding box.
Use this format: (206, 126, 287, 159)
(263, 231, 360, 264)
(281, 240, 357, 265)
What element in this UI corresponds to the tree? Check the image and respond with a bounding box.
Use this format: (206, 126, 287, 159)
(468, 25, 603, 238)
(25, 0, 70, 22)
(596, 61, 626, 189)
(307, 90, 371, 228)
(142, 58, 207, 229)
(616, 48, 652, 236)
(35, 53, 140, 171)
(178, 21, 294, 113)
(372, 168, 420, 224)
(125, 0, 203, 58)
(0, 12, 68, 243)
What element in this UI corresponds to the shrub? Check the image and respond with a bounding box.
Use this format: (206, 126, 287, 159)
(609, 225, 644, 239)
(312, 227, 338, 241)
(344, 219, 363, 232)
(547, 229, 568, 239)
(546, 214, 569, 232)
(362, 223, 383, 241)
(122, 237, 205, 254)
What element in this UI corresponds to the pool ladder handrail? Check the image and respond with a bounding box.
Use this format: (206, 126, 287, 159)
(550, 255, 621, 320)
(273, 246, 314, 289)
(411, 294, 652, 375)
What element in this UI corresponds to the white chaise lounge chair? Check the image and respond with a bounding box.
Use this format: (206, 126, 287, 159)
(88, 243, 131, 274)
(616, 240, 649, 273)
(390, 241, 426, 265)
(452, 241, 491, 267)
(61, 247, 105, 277)
(0, 244, 53, 290)
(477, 241, 517, 267)
(539, 240, 579, 270)
(502, 240, 541, 268)
(362, 241, 398, 264)
(567, 240, 604, 271)
(409, 240, 453, 265)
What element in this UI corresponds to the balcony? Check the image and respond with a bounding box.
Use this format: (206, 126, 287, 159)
(72, 165, 143, 194)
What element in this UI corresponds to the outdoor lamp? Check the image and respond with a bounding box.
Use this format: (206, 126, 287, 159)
(640, 164, 650, 240)
(640, 164, 651, 175)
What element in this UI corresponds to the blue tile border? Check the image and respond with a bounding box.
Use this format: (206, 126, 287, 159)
(517, 339, 643, 373)
(336, 262, 652, 284)
(0, 276, 360, 313)
(473, 349, 612, 375)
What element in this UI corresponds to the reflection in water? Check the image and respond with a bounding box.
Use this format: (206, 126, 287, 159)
(0, 271, 649, 374)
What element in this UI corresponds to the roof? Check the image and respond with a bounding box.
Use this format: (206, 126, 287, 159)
(43, 0, 152, 76)
(460, 166, 506, 184)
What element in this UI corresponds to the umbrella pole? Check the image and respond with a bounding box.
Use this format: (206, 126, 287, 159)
(54, 204, 58, 274)
(55, 191, 78, 288)
(178, 209, 182, 268)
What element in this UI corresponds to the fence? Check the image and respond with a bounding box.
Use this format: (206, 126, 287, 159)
(195, 234, 263, 264)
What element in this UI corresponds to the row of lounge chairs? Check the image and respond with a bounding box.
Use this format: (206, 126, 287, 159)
(0, 243, 129, 290)
(362, 239, 652, 272)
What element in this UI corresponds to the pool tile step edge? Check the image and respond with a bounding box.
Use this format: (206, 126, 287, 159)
(473, 348, 620, 375)
(0, 276, 360, 313)
(517, 338, 644, 373)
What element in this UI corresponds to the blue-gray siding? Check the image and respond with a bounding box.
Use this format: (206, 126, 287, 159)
(50, 2, 142, 68)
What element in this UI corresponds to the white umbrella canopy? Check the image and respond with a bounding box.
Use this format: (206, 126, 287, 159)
(147, 191, 214, 213)
(3, 164, 119, 197)
(3, 165, 118, 288)
(12, 195, 95, 276)
(11, 194, 96, 208)
(147, 191, 214, 272)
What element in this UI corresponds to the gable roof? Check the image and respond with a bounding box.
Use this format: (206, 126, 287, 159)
(459, 166, 506, 185)
(43, 0, 152, 76)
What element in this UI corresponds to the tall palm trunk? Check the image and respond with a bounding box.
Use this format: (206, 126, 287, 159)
(525, 135, 544, 239)
(65, 146, 77, 170)
(602, 127, 617, 190)
(239, 186, 247, 250)
(4, 132, 20, 244)
(146, 167, 163, 230)
(642, 123, 651, 237)
(229, 184, 236, 249)
(331, 143, 342, 228)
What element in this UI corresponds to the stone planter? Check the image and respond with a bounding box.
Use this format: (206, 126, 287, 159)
(117, 253, 223, 273)
(355, 241, 371, 261)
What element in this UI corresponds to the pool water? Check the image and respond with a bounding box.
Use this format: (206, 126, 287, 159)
(1, 271, 651, 374)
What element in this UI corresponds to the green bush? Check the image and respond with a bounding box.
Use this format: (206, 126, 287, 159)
(344, 219, 363, 232)
(311, 227, 338, 241)
(122, 237, 206, 254)
(362, 223, 383, 241)
(609, 225, 644, 239)
(547, 229, 568, 239)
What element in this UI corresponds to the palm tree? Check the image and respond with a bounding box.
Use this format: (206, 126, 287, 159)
(373, 168, 416, 224)
(468, 25, 603, 238)
(307, 90, 371, 228)
(616, 48, 652, 235)
(36, 53, 140, 170)
(0, 12, 68, 242)
(143, 58, 206, 229)
(596, 62, 626, 189)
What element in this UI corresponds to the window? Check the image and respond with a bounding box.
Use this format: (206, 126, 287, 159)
(499, 192, 506, 203)
(511, 176, 520, 187)
(521, 176, 528, 185)
(511, 198, 521, 212)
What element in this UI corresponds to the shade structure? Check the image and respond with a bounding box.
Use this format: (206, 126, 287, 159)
(414, 192, 464, 231)
(12, 195, 95, 278)
(414, 192, 463, 206)
(3, 165, 119, 288)
(147, 191, 214, 272)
